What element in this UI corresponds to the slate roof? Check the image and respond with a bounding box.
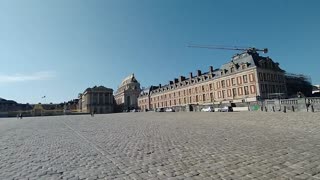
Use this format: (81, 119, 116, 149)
(146, 50, 284, 95)
(84, 86, 113, 93)
(119, 74, 139, 87)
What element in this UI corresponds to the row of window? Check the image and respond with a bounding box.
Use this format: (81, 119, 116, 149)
(217, 74, 254, 89)
(90, 93, 113, 97)
(139, 85, 257, 107)
(260, 84, 286, 94)
(149, 66, 252, 95)
(259, 61, 278, 69)
(90, 96, 113, 104)
(150, 74, 214, 94)
(217, 85, 256, 99)
(221, 63, 248, 76)
(258, 72, 284, 82)
(140, 74, 255, 103)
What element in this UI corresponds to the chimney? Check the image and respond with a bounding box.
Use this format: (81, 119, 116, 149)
(179, 76, 185, 82)
(189, 72, 193, 79)
(159, 84, 161, 88)
(174, 78, 179, 83)
(209, 66, 213, 73)
(197, 70, 202, 76)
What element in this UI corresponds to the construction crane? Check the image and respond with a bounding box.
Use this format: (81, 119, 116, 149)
(188, 44, 268, 54)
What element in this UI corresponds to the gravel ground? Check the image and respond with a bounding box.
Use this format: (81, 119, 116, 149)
(0, 112, 320, 180)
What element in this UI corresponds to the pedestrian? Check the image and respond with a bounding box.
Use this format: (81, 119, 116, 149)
(19, 113, 23, 119)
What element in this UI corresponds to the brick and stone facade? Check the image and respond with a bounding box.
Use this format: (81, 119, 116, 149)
(138, 86, 158, 111)
(138, 49, 287, 111)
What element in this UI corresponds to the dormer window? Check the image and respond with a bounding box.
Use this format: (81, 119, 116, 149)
(230, 67, 235, 73)
(269, 62, 273, 69)
(233, 63, 239, 69)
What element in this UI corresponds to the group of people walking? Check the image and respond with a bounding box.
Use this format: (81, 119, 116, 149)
(17, 113, 23, 119)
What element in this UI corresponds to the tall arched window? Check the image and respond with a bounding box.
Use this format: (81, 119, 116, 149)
(126, 96, 131, 107)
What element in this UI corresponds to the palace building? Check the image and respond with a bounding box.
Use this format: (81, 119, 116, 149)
(138, 49, 287, 111)
(78, 86, 114, 114)
(114, 74, 141, 111)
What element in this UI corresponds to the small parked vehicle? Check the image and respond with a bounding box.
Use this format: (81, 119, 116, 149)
(165, 108, 175, 112)
(201, 107, 214, 112)
(157, 108, 165, 112)
(219, 106, 233, 112)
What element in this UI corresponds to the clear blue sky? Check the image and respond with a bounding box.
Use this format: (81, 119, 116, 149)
(0, 0, 319, 104)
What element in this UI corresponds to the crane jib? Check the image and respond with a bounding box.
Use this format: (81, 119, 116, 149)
(188, 45, 268, 54)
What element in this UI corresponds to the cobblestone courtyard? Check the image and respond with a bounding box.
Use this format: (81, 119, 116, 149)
(0, 112, 320, 180)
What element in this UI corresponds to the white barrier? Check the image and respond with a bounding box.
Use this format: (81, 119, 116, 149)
(232, 107, 249, 112)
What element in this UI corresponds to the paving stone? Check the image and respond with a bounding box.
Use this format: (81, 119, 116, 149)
(0, 112, 320, 179)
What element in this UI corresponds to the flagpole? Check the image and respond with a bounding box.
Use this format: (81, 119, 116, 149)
(42, 96, 46, 105)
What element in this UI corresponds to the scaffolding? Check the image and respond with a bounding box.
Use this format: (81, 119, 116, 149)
(285, 73, 312, 97)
